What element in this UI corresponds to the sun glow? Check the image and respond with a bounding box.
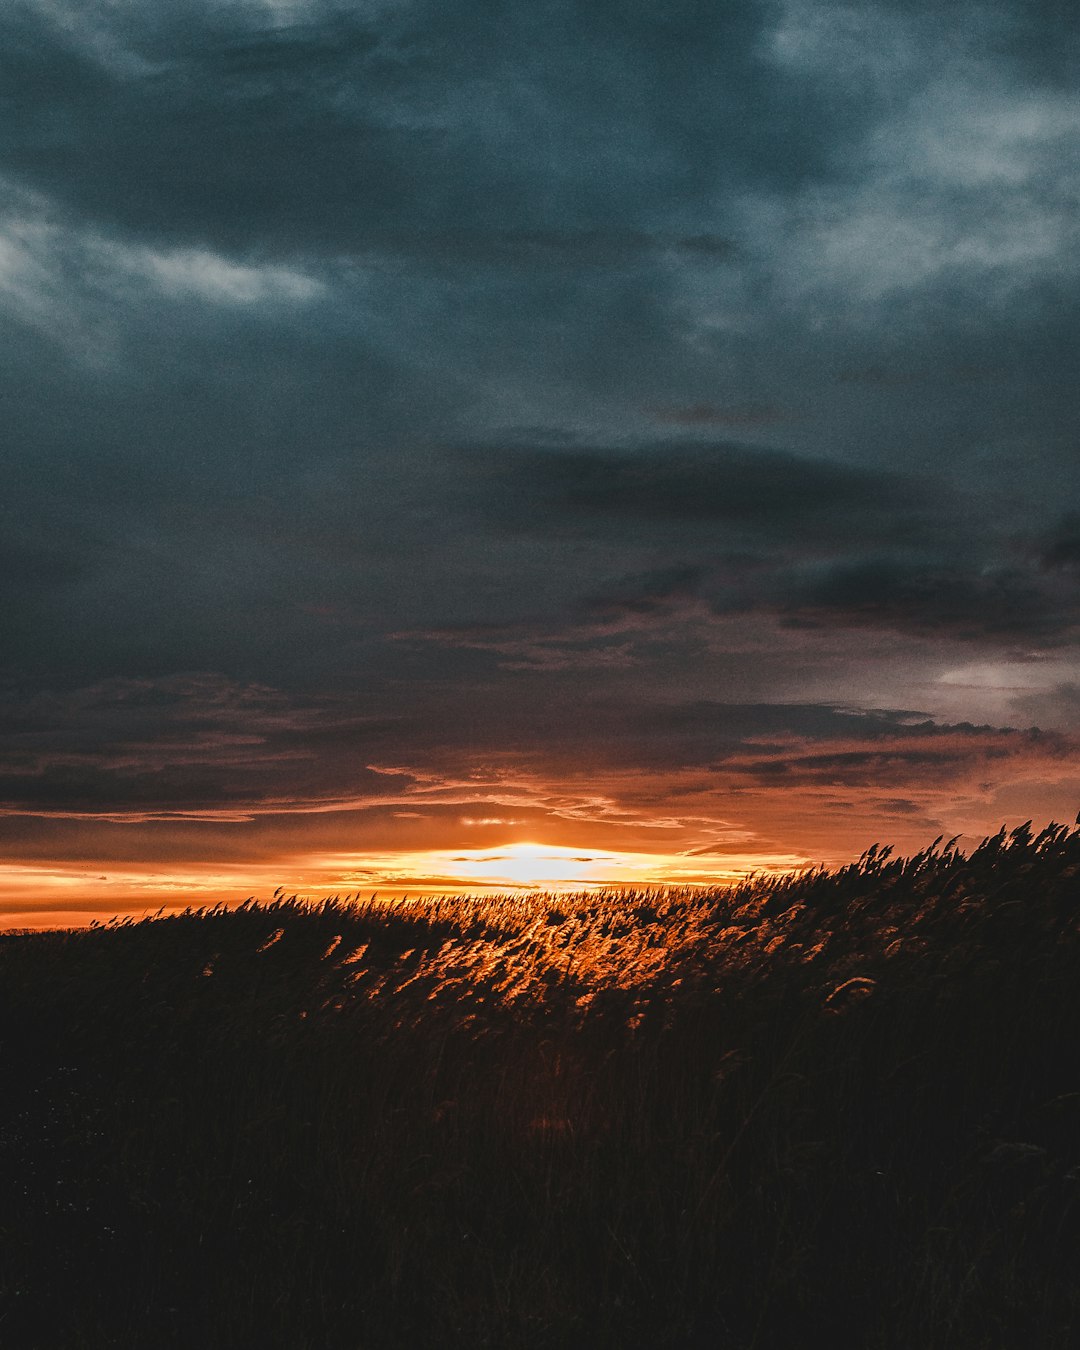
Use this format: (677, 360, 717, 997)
(321, 840, 810, 893)
(442, 841, 634, 888)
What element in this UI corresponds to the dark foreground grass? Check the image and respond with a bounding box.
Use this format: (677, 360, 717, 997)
(2, 823, 1080, 1348)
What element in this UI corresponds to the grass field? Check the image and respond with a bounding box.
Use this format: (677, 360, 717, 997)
(2, 823, 1080, 1348)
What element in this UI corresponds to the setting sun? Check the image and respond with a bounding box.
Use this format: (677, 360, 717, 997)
(438, 841, 639, 888)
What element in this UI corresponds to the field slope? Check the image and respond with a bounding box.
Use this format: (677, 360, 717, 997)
(2, 824, 1080, 1348)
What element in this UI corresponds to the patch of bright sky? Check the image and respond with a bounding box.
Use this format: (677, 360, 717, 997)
(932, 655, 1080, 724)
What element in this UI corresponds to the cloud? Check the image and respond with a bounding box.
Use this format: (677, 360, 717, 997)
(1038, 515, 1080, 573)
(0, 183, 324, 368)
(0, 0, 840, 261)
(0, 674, 388, 819)
(753, 6, 1080, 311)
(0, 674, 1043, 824)
(469, 440, 932, 534)
(720, 724, 1065, 790)
(135, 244, 323, 304)
(583, 565, 709, 619)
(776, 556, 1075, 642)
(441, 437, 1080, 647)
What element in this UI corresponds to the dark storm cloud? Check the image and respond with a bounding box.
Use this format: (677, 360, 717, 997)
(777, 557, 1077, 642)
(468, 440, 931, 534)
(0, 669, 1054, 821)
(444, 439, 1080, 645)
(0, 8, 404, 253)
(1038, 516, 1080, 573)
(0, 1, 824, 256)
(583, 565, 708, 619)
(0, 674, 401, 818)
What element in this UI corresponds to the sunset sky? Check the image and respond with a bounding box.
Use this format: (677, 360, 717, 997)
(2, 0, 1079, 927)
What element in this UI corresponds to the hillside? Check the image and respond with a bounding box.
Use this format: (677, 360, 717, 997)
(3, 824, 1080, 1349)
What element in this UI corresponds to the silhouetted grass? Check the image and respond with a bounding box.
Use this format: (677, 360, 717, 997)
(3, 822, 1080, 1348)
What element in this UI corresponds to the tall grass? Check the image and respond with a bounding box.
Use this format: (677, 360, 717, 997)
(2, 822, 1079, 1347)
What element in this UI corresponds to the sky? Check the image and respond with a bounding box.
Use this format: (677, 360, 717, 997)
(2, 0, 1079, 926)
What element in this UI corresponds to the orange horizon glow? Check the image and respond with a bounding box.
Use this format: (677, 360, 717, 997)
(8, 780, 1080, 932)
(0, 838, 813, 931)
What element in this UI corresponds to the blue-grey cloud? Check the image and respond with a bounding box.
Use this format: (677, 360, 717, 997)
(467, 440, 933, 533)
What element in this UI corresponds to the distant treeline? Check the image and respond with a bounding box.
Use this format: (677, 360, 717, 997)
(2, 822, 1079, 1348)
